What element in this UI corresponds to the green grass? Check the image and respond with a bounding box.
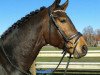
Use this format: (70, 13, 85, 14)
(88, 47, 100, 50)
(41, 46, 59, 51)
(54, 71, 100, 75)
(41, 46, 100, 51)
(36, 57, 100, 62)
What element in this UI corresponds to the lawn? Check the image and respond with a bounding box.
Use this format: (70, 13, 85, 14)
(36, 57, 100, 62)
(41, 45, 100, 51)
(88, 47, 100, 50)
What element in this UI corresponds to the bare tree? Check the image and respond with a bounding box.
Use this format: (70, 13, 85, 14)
(83, 26, 96, 47)
(95, 29, 100, 46)
(95, 29, 100, 37)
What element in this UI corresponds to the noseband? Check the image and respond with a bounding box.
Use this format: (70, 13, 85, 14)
(48, 10, 82, 74)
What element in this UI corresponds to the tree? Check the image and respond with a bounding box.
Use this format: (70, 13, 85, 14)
(95, 29, 100, 40)
(95, 29, 100, 46)
(83, 26, 96, 47)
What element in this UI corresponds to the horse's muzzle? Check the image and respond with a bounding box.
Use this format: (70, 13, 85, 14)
(82, 45, 88, 55)
(74, 45, 88, 59)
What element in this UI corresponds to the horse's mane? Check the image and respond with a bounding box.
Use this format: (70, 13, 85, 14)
(1, 6, 46, 40)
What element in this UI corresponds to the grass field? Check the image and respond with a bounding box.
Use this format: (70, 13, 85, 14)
(36, 57, 100, 62)
(41, 45, 100, 51)
(88, 47, 100, 50)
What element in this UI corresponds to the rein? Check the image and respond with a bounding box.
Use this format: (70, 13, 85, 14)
(48, 9, 82, 74)
(0, 38, 31, 75)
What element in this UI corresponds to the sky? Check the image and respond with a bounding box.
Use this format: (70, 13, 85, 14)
(0, 0, 100, 35)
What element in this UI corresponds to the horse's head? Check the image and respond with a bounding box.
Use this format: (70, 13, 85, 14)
(43, 0, 88, 59)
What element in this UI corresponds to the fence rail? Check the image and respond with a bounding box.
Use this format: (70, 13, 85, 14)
(37, 50, 100, 57)
(36, 62, 100, 70)
(34, 50, 100, 74)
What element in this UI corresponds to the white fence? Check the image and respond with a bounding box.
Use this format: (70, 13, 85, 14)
(36, 50, 100, 71)
(37, 50, 100, 57)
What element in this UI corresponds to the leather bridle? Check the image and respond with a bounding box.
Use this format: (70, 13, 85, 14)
(49, 10, 82, 54)
(48, 9, 83, 74)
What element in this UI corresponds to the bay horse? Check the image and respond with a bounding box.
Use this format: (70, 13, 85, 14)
(0, 0, 88, 75)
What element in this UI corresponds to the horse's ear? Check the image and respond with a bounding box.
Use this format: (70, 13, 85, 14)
(50, 0, 61, 11)
(60, 0, 69, 10)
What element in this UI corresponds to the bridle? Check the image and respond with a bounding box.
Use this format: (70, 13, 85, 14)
(49, 10, 82, 49)
(49, 9, 82, 53)
(48, 9, 82, 74)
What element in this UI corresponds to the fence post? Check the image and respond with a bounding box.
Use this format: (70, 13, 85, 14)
(30, 61, 36, 75)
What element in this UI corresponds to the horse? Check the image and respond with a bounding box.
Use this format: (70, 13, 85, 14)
(0, 0, 88, 75)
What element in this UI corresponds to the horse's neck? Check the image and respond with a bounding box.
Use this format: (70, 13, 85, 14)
(1, 12, 48, 72)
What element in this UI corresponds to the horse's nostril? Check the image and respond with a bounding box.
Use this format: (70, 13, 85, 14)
(82, 45, 88, 54)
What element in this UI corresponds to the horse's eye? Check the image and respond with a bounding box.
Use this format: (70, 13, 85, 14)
(60, 19, 66, 23)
